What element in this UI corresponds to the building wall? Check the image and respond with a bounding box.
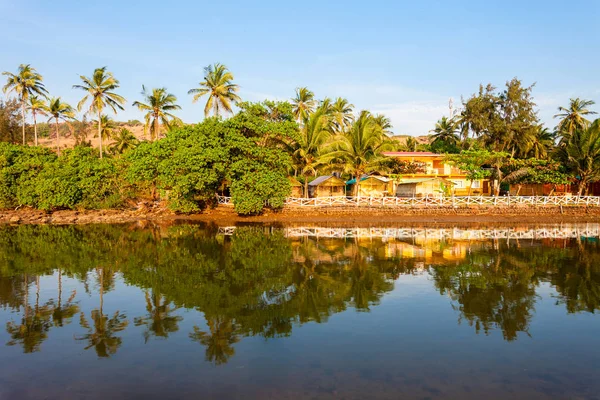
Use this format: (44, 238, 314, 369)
(310, 185, 345, 198)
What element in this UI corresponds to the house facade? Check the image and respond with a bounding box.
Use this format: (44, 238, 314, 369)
(382, 152, 492, 196)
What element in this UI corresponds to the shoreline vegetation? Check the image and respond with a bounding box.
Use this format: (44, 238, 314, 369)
(2, 63, 600, 218)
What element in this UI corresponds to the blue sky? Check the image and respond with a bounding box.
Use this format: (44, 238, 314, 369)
(1, 0, 599, 135)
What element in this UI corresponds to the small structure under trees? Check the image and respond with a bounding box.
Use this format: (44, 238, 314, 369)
(308, 175, 346, 198)
(288, 177, 303, 198)
(346, 175, 393, 197)
(395, 177, 454, 197)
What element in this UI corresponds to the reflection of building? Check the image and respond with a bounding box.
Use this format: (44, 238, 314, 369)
(383, 151, 492, 196)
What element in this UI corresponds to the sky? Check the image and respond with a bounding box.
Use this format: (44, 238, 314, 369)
(1, 0, 599, 136)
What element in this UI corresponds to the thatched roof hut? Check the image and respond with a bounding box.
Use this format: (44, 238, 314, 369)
(288, 177, 303, 198)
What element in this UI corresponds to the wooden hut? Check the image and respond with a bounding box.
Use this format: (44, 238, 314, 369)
(395, 177, 454, 197)
(288, 177, 303, 198)
(308, 175, 346, 198)
(346, 175, 393, 197)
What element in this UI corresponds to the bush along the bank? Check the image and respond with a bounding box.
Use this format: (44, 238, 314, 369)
(126, 101, 295, 215)
(0, 144, 127, 211)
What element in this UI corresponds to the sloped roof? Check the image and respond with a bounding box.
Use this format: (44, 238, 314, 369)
(288, 177, 302, 186)
(346, 175, 392, 185)
(382, 151, 442, 157)
(309, 175, 345, 186)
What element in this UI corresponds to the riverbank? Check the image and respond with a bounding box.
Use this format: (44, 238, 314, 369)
(2, 205, 600, 226)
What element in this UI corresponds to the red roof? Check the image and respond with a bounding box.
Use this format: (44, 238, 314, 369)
(382, 152, 442, 157)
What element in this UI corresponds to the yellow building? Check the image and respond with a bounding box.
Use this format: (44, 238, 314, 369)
(383, 151, 491, 196)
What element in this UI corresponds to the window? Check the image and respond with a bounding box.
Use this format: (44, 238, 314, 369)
(452, 180, 464, 188)
(470, 180, 481, 189)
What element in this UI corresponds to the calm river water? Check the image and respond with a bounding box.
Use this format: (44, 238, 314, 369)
(0, 222, 599, 400)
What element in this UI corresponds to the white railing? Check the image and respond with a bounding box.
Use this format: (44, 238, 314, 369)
(215, 195, 600, 208)
(217, 225, 600, 240)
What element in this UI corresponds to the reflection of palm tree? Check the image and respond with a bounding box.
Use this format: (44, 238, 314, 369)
(50, 269, 79, 327)
(134, 290, 182, 343)
(189, 316, 240, 365)
(6, 276, 53, 353)
(76, 266, 127, 357)
(77, 309, 128, 358)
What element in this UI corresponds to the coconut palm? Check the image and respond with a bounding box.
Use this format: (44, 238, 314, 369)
(132, 86, 182, 140)
(519, 125, 555, 159)
(73, 67, 126, 158)
(46, 97, 75, 155)
(557, 119, 600, 195)
(331, 97, 354, 133)
(2, 64, 48, 145)
(188, 63, 240, 118)
(430, 117, 460, 146)
(373, 114, 393, 136)
(554, 98, 597, 138)
(291, 104, 333, 196)
(324, 111, 394, 196)
(404, 136, 418, 152)
(109, 128, 139, 154)
(93, 115, 117, 141)
(291, 87, 316, 122)
(27, 95, 48, 146)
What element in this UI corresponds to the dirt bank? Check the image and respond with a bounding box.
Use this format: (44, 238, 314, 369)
(2, 205, 600, 226)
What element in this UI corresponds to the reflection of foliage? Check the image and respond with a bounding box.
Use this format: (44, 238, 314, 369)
(6, 304, 53, 353)
(134, 290, 182, 342)
(77, 310, 128, 358)
(190, 316, 240, 365)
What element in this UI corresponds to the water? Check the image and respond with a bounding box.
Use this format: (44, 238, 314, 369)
(0, 222, 599, 400)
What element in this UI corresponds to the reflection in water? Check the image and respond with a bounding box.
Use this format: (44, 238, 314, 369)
(0, 223, 599, 398)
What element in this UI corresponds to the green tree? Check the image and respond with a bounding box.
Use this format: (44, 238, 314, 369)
(132, 86, 182, 140)
(2, 64, 48, 145)
(73, 67, 126, 159)
(188, 63, 241, 117)
(331, 97, 354, 133)
(93, 114, 117, 142)
(557, 119, 600, 195)
(27, 95, 48, 146)
(373, 114, 393, 136)
(403, 136, 417, 152)
(46, 97, 75, 156)
(430, 116, 460, 151)
(291, 87, 316, 122)
(109, 128, 139, 154)
(324, 111, 393, 196)
(0, 99, 22, 143)
(554, 98, 597, 139)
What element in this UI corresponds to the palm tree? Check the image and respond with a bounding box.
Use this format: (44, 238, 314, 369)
(188, 63, 241, 117)
(27, 95, 48, 146)
(324, 111, 394, 196)
(557, 119, 600, 195)
(134, 290, 182, 343)
(46, 97, 75, 155)
(291, 104, 333, 196)
(373, 114, 393, 136)
(404, 136, 418, 152)
(554, 98, 597, 138)
(331, 97, 354, 133)
(93, 114, 117, 141)
(132, 86, 182, 140)
(109, 128, 139, 154)
(430, 117, 460, 147)
(73, 67, 126, 158)
(291, 87, 316, 122)
(2, 64, 48, 145)
(520, 125, 555, 159)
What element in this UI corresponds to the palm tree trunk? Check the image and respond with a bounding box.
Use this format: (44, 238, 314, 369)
(21, 100, 26, 145)
(98, 111, 103, 159)
(154, 115, 159, 141)
(304, 177, 309, 198)
(55, 117, 61, 156)
(33, 111, 38, 146)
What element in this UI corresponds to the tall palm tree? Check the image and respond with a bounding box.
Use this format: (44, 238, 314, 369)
(520, 125, 555, 159)
(291, 104, 333, 196)
(373, 114, 393, 136)
(404, 136, 418, 152)
(27, 95, 48, 146)
(291, 87, 316, 122)
(2, 64, 48, 145)
(331, 97, 354, 134)
(132, 86, 182, 140)
(557, 119, 600, 195)
(188, 63, 240, 117)
(324, 111, 393, 196)
(46, 97, 75, 155)
(109, 128, 139, 154)
(73, 67, 126, 158)
(554, 98, 597, 138)
(430, 117, 460, 146)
